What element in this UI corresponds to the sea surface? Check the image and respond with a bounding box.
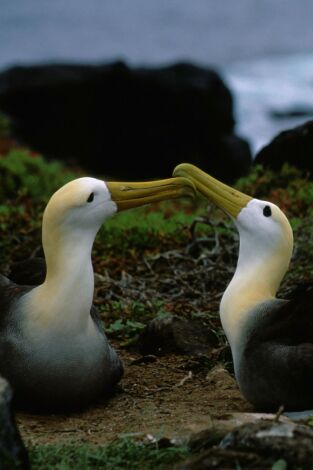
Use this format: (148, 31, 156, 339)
(1, 0, 313, 154)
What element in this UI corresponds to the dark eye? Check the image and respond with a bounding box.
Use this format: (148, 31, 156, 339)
(87, 192, 94, 203)
(263, 205, 272, 217)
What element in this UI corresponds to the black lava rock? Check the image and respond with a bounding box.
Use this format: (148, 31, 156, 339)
(138, 315, 219, 356)
(255, 120, 313, 174)
(0, 376, 29, 469)
(0, 61, 251, 183)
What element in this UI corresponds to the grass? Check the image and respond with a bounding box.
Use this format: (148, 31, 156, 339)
(0, 149, 77, 200)
(29, 437, 190, 470)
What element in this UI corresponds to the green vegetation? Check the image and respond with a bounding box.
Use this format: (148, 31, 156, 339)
(29, 437, 190, 469)
(103, 300, 168, 345)
(236, 164, 313, 282)
(236, 164, 313, 217)
(0, 112, 10, 138)
(0, 149, 77, 200)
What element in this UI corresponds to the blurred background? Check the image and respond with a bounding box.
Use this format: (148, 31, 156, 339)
(1, 0, 313, 181)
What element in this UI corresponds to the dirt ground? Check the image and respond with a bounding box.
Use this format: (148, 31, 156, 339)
(17, 344, 250, 446)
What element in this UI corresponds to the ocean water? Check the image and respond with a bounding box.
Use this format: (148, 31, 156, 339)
(1, 0, 313, 153)
(225, 54, 313, 154)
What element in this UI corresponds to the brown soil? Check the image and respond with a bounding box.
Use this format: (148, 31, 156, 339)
(17, 345, 250, 446)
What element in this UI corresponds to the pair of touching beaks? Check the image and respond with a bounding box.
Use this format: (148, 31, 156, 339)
(109, 163, 251, 217)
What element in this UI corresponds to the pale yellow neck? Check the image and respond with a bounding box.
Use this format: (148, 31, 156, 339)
(22, 222, 96, 333)
(220, 238, 292, 355)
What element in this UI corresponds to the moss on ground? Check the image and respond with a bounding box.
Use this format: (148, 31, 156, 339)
(29, 438, 190, 469)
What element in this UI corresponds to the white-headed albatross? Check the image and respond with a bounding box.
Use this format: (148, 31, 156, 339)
(173, 163, 313, 411)
(0, 176, 195, 411)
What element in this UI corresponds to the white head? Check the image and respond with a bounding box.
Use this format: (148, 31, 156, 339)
(42, 174, 196, 277)
(234, 199, 293, 292)
(43, 177, 116, 249)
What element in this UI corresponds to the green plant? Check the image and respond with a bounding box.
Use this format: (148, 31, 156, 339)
(0, 149, 78, 201)
(106, 319, 146, 346)
(0, 112, 10, 138)
(102, 300, 168, 346)
(29, 437, 190, 469)
(236, 164, 313, 217)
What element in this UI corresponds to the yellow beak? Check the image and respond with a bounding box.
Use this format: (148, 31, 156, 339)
(106, 177, 196, 211)
(173, 163, 252, 218)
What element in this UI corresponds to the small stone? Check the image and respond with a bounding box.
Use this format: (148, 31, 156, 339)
(205, 365, 236, 390)
(0, 376, 29, 469)
(138, 315, 219, 356)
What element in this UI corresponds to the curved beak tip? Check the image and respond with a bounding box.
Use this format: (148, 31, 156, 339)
(172, 163, 252, 218)
(173, 163, 195, 179)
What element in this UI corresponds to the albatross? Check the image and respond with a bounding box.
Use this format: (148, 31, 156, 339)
(0, 175, 195, 411)
(173, 163, 313, 411)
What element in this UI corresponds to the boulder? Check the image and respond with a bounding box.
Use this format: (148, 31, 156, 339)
(255, 120, 313, 174)
(220, 421, 313, 468)
(0, 62, 251, 183)
(188, 412, 293, 453)
(0, 376, 29, 469)
(177, 421, 313, 469)
(138, 314, 219, 356)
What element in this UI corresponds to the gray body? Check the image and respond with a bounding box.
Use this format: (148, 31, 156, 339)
(0, 274, 123, 411)
(236, 295, 313, 411)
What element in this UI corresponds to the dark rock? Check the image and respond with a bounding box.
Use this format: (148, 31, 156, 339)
(221, 421, 313, 468)
(177, 421, 313, 469)
(269, 106, 313, 120)
(0, 62, 251, 183)
(138, 315, 219, 356)
(205, 365, 237, 389)
(188, 412, 292, 453)
(0, 376, 29, 469)
(254, 120, 313, 174)
(188, 427, 226, 452)
(176, 448, 265, 469)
